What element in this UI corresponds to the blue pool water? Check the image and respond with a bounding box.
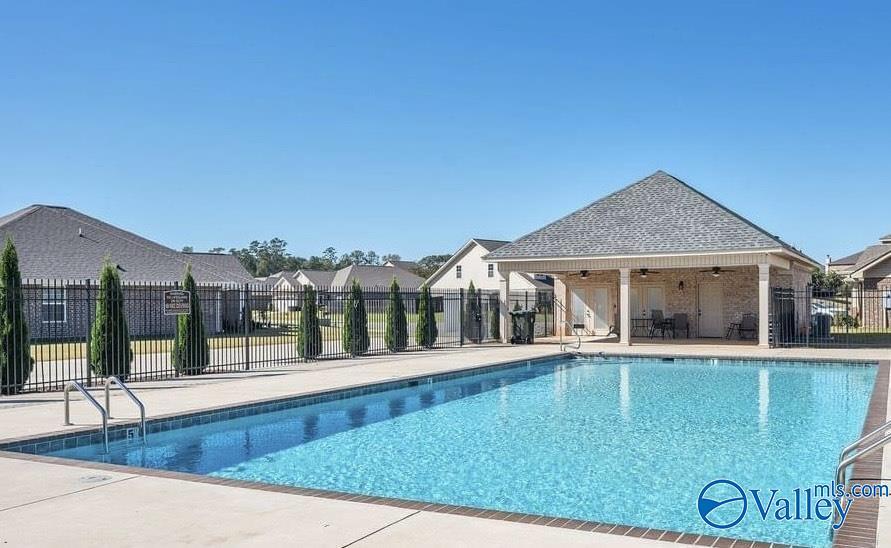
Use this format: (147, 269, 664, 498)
(45, 356, 875, 546)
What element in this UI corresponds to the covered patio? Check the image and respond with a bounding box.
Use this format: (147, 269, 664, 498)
(485, 171, 819, 347)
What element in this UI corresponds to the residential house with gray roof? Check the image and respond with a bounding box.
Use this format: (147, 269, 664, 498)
(828, 233, 891, 329)
(0, 204, 254, 340)
(484, 171, 819, 346)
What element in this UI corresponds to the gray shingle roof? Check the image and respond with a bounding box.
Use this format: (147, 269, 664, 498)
(472, 239, 509, 253)
(182, 252, 254, 283)
(299, 270, 337, 286)
(331, 265, 425, 288)
(0, 205, 253, 284)
(384, 260, 419, 272)
(847, 244, 891, 273)
(829, 251, 863, 266)
(486, 171, 809, 260)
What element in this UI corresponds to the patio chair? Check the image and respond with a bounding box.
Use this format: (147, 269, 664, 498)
(739, 314, 758, 340)
(672, 313, 689, 339)
(649, 309, 670, 339)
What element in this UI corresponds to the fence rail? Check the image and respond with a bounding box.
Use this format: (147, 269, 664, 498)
(771, 285, 891, 348)
(2, 279, 554, 394)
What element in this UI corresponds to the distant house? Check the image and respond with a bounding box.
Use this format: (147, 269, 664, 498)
(384, 259, 419, 273)
(0, 204, 255, 340)
(427, 238, 553, 305)
(829, 233, 891, 329)
(331, 264, 424, 288)
(268, 270, 337, 311)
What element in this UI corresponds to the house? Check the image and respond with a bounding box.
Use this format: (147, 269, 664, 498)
(0, 204, 255, 339)
(484, 171, 819, 346)
(828, 233, 891, 329)
(427, 238, 553, 307)
(384, 259, 419, 273)
(268, 270, 337, 311)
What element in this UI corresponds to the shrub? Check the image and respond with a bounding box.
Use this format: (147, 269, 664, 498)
(172, 265, 209, 375)
(299, 285, 322, 358)
(90, 261, 133, 380)
(464, 282, 482, 343)
(342, 280, 369, 356)
(415, 284, 438, 348)
(489, 306, 500, 341)
(0, 238, 33, 394)
(385, 278, 408, 352)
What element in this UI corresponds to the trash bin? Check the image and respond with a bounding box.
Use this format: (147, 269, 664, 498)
(510, 310, 536, 344)
(812, 313, 831, 339)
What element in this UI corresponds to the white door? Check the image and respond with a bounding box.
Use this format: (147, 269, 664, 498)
(592, 286, 609, 335)
(571, 288, 588, 331)
(699, 282, 724, 337)
(631, 286, 665, 318)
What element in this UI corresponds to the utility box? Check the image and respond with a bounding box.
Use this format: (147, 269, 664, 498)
(510, 310, 536, 344)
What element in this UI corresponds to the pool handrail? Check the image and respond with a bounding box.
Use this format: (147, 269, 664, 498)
(833, 420, 891, 528)
(553, 298, 582, 351)
(63, 381, 109, 454)
(104, 376, 147, 444)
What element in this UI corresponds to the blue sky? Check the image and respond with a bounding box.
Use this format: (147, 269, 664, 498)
(2, 1, 889, 262)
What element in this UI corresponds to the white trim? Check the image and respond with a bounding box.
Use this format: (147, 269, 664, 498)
(485, 247, 819, 269)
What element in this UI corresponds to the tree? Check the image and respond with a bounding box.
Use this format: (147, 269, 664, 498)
(381, 253, 401, 264)
(342, 280, 369, 356)
(299, 285, 322, 358)
(0, 238, 33, 394)
(489, 306, 500, 341)
(90, 261, 133, 380)
(208, 247, 226, 254)
(415, 285, 438, 348)
(414, 254, 452, 278)
(172, 265, 209, 375)
(464, 282, 482, 343)
(811, 269, 846, 294)
(181, 245, 194, 253)
(385, 278, 408, 352)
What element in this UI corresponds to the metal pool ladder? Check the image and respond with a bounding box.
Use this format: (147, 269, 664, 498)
(833, 417, 891, 527)
(104, 376, 147, 444)
(553, 298, 582, 352)
(63, 381, 109, 453)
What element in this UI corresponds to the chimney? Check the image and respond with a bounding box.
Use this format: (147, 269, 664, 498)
(825, 255, 831, 274)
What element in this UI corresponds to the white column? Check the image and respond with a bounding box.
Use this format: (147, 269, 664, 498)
(499, 267, 511, 343)
(619, 268, 631, 345)
(758, 263, 770, 347)
(553, 276, 568, 337)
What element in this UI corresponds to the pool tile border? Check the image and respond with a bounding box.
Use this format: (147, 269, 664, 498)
(833, 359, 889, 548)
(0, 354, 884, 548)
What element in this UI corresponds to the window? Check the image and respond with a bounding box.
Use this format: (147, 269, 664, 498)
(488, 264, 495, 278)
(456, 265, 462, 279)
(41, 287, 66, 323)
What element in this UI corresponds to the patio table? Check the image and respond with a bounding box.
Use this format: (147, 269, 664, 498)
(631, 318, 650, 337)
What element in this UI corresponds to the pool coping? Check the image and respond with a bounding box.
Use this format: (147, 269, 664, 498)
(1, 354, 886, 548)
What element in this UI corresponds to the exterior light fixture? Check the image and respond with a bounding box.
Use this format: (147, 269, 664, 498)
(640, 268, 648, 279)
(580, 270, 589, 279)
(678, 280, 685, 291)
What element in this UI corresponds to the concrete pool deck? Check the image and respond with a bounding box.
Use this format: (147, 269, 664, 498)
(1, 342, 889, 547)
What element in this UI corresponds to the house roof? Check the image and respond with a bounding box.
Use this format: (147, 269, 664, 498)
(298, 269, 337, 287)
(0, 204, 253, 284)
(515, 272, 553, 290)
(182, 252, 254, 283)
(472, 239, 509, 253)
(331, 265, 425, 288)
(485, 171, 815, 264)
(425, 238, 507, 286)
(384, 260, 419, 272)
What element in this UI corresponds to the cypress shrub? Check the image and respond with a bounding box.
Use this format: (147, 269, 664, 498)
(90, 261, 133, 380)
(341, 280, 369, 356)
(489, 306, 500, 341)
(172, 265, 209, 375)
(415, 284, 438, 348)
(464, 281, 481, 343)
(385, 278, 408, 352)
(0, 238, 33, 394)
(299, 285, 322, 358)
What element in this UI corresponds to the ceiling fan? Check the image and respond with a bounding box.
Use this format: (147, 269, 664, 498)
(634, 268, 660, 278)
(699, 266, 735, 277)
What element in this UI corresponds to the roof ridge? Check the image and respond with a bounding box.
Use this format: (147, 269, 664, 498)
(52, 207, 231, 283)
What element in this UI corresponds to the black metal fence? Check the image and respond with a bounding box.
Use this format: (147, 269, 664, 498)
(771, 286, 891, 348)
(3, 279, 554, 393)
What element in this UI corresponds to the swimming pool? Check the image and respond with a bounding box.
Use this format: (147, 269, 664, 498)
(24, 355, 878, 546)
